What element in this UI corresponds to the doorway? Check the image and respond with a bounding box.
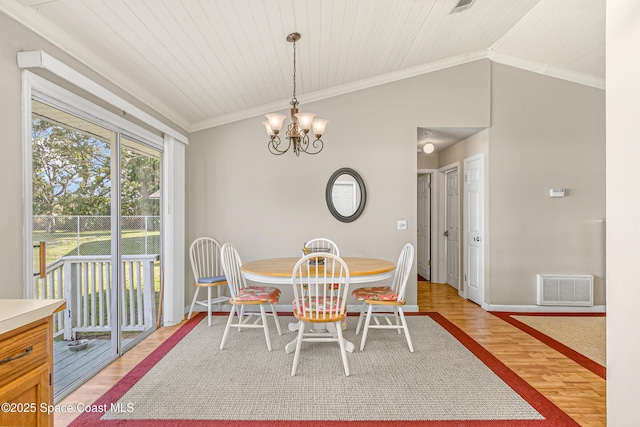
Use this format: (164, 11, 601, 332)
(417, 173, 432, 280)
(444, 167, 460, 291)
(416, 166, 461, 289)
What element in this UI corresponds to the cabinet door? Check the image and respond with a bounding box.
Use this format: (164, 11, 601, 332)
(0, 364, 50, 427)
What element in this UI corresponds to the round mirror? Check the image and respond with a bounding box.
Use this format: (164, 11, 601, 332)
(326, 168, 367, 222)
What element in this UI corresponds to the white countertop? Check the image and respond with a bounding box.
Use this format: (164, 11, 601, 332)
(0, 299, 66, 336)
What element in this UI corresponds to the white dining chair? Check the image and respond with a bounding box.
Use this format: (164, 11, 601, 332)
(291, 252, 351, 376)
(188, 237, 230, 326)
(219, 243, 282, 351)
(303, 238, 339, 256)
(352, 243, 415, 352)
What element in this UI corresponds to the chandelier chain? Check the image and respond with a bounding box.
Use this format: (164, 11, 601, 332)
(291, 39, 298, 105)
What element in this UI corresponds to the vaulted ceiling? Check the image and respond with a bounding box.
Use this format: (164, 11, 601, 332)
(2, 0, 605, 134)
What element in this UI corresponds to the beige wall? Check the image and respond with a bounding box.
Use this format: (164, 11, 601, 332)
(186, 59, 606, 310)
(606, 0, 640, 422)
(417, 152, 439, 169)
(0, 14, 25, 297)
(415, 64, 605, 308)
(438, 130, 489, 167)
(186, 60, 491, 306)
(487, 63, 605, 306)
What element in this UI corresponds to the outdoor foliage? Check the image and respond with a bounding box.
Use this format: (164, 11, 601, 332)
(32, 118, 111, 222)
(32, 117, 160, 232)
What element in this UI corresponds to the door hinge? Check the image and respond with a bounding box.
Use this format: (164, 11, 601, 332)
(428, 260, 431, 266)
(464, 273, 467, 282)
(49, 373, 52, 386)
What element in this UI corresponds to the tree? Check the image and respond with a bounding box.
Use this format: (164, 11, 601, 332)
(120, 147, 161, 217)
(32, 118, 161, 233)
(32, 118, 112, 231)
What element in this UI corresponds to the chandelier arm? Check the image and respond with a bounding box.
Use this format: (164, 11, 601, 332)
(267, 136, 291, 155)
(299, 135, 324, 155)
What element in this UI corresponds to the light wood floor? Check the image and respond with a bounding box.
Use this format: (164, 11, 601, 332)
(55, 282, 606, 426)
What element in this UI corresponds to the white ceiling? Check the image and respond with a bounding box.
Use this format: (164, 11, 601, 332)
(417, 127, 485, 153)
(2, 0, 605, 139)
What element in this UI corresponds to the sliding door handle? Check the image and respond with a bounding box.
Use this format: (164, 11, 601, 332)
(33, 241, 46, 278)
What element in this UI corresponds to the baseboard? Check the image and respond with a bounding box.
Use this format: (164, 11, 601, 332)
(484, 304, 606, 313)
(186, 303, 605, 315)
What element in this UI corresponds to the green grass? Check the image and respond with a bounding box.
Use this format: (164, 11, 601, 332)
(34, 229, 162, 292)
(34, 230, 160, 262)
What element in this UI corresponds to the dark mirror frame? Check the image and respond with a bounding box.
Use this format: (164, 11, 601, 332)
(325, 167, 367, 223)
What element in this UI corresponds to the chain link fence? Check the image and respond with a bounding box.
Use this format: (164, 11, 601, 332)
(33, 215, 160, 265)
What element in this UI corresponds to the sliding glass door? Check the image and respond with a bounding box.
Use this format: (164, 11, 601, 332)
(30, 99, 162, 399)
(119, 137, 162, 349)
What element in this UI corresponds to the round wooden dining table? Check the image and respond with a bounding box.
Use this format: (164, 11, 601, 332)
(241, 256, 396, 353)
(241, 256, 396, 284)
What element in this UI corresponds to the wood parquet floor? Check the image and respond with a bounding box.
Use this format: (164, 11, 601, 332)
(54, 281, 606, 426)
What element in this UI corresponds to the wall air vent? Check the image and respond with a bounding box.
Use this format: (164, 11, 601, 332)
(537, 274, 594, 307)
(451, 0, 476, 14)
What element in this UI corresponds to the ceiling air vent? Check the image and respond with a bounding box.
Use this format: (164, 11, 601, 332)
(451, 0, 476, 14)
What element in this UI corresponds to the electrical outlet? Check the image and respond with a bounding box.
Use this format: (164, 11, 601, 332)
(397, 220, 407, 230)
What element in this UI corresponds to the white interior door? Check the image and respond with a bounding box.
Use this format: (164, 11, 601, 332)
(445, 169, 460, 290)
(465, 155, 484, 305)
(417, 174, 431, 280)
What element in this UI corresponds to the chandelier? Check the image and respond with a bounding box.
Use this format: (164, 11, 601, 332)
(263, 33, 329, 156)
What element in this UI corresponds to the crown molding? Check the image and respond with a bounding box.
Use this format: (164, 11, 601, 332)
(489, 50, 605, 90)
(190, 50, 492, 132)
(2, 0, 605, 133)
(193, 49, 605, 132)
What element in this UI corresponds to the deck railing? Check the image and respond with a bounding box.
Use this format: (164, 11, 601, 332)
(34, 255, 158, 340)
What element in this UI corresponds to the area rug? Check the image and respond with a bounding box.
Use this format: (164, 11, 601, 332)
(69, 312, 578, 426)
(492, 312, 606, 379)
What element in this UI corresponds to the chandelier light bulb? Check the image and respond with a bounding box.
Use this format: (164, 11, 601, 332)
(312, 119, 329, 137)
(262, 121, 275, 136)
(294, 112, 316, 132)
(265, 113, 286, 134)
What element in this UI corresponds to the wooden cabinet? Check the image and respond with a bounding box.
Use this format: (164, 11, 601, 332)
(0, 304, 61, 427)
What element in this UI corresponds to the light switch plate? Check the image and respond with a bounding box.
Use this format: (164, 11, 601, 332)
(397, 220, 407, 230)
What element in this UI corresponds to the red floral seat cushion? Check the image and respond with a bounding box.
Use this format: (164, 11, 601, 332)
(234, 286, 281, 304)
(351, 286, 398, 302)
(292, 296, 344, 318)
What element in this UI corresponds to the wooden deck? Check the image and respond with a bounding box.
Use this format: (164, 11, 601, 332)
(54, 338, 133, 395)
